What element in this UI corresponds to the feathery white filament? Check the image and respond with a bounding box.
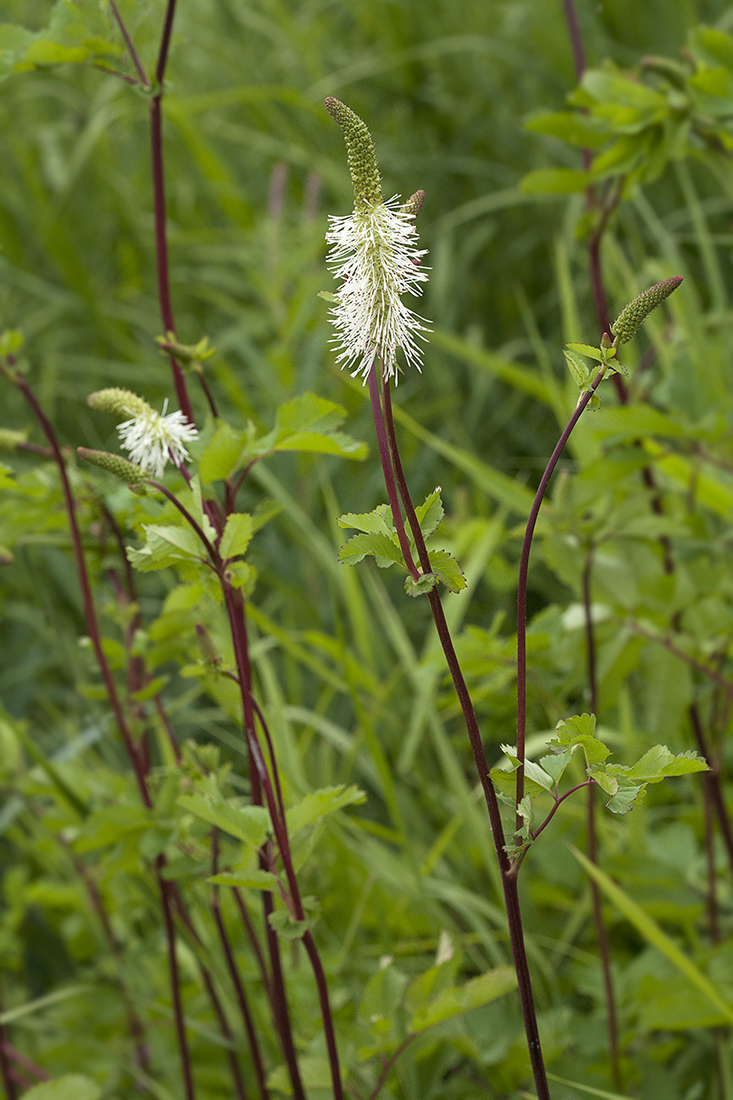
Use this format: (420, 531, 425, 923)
(326, 195, 430, 382)
(117, 400, 198, 478)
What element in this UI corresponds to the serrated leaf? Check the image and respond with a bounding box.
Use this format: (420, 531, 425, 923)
(405, 571, 439, 597)
(415, 487, 444, 540)
(338, 531, 404, 569)
(199, 421, 244, 482)
(566, 342, 604, 362)
(539, 748, 573, 784)
(286, 784, 366, 837)
(255, 392, 367, 460)
(626, 745, 708, 782)
(563, 350, 592, 387)
(552, 714, 610, 766)
(21, 1077, 101, 1100)
(429, 549, 467, 593)
(522, 758, 555, 792)
(126, 524, 204, 572)
(220, 513, 253, 560)
(409, 966, 516, 1031)
(177, 793, 269, 848)
(338, 503, 393, 534)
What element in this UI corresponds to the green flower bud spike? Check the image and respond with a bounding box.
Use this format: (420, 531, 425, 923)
(87, 388, 149, 418)
(611, 276, 683, 345)
(402, 190, 426, 219)
(325, 97, 382, 210)
(77, 447, 147, 489)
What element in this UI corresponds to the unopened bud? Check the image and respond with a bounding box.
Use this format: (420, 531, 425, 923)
(611, 277, 683, 344)
(87, 388, 149, 418)
(402, 190, 426, 219)
(325, 97, 382, 210)
(77, 447, 146, 488)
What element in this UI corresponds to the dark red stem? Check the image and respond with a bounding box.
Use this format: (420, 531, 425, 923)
(582, 556, 621, 1091)
(516, 369, 606, 811)
(212, 832, 269, 1100)
(368, 364, 419, 579)
(377, 377, 550, 1100)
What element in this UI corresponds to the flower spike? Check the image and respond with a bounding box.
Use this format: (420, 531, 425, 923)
(325, 97, 382, 211)
(325, 99, 431, 383)
(611, 276, 683, 345)
(87, 387, 198, 477)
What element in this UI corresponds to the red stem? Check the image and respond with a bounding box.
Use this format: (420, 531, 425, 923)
(378, 377, 550, 1100)
(516, 370, 606, 810)
(582, 556, 621, 1091)
(368, 364, 419, 579)
(212, 832, 269, 1100)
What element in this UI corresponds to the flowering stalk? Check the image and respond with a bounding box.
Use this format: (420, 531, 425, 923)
(376, 369, 549, 1100)
(325, 98, 430, 383)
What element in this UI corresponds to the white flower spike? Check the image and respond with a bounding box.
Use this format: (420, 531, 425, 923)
(325, 98, 430, 383)
(87, 388, 198, 478)
(117, 399, 198, 478)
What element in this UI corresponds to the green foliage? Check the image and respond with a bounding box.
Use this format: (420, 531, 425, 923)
(0, 1, 732, 1098)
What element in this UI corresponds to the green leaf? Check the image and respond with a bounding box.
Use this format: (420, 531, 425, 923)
(409, 966, 516, 1031)
(337, 503, 393, 534)
(404, 571, 439, 597)
(626, 745, 708, 782)
(255, 392, 367, 460)
(551, 713, 610, 766)
(338, 531, 404, 569)
(199, 421, 244, 482)
(73, 806, 152, 853)
(524, 110, 610, 150)
(127, 524, 205, 572)
(268, 1058, 333, 1092)
(415, 487, 444, 540)
(570, 846, 733, 1026)
(286, 784, 366, 837)
(563, 350, 592, 388)
(220, 512, 254, 560)
(208, 869, 278, 890)
(566, 342, 604, 363)
(428, 549, 467, 593)
(520, 168, 591, 195)
(177, 793, 269, 848)
(20, 1076, 101, 1100)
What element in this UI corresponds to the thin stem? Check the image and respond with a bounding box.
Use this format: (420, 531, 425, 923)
(689, 704, 733, 878)
(232, 889, 272, 1005)
(562, 0, 585, 81)
(367, 364, 419, 579)
(12, 372, 151, 806)
(212, 832, 269, 1100)
(516, 369, 606, 810)
(632, 624, 733, 698)
(367, 1034, 417, 1100)
(109, 0, 149, 85)
(223, 588, 306, 1100)
(582, 556, 621, 1092)
(8, 369, 198, 1100)
(157, 858, 196, 1100)
(223, 585, 344, 1100)
(146, 479, 219, 561)
(1, 1044, 49, 1083)
(0, 997, 18, 1100)
(378, 377, 550, 1100)
(148, 0, 194, 424)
